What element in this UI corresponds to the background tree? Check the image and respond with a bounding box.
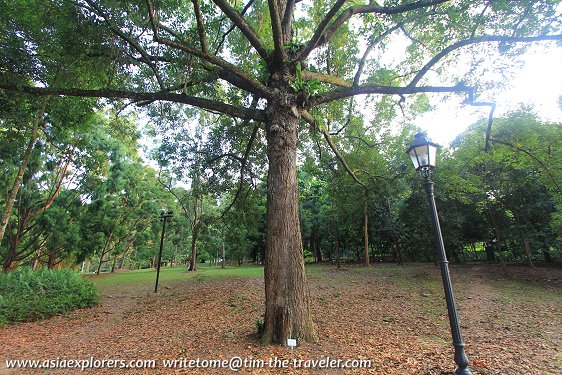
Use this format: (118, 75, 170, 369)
(437, 111, 561, 263)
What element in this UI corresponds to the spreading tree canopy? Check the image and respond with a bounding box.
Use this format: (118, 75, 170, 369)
(1, 0, 561, 344)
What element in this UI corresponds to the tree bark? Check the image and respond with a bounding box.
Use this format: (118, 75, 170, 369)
(33, 248, 42, 270)
(96, 231, 113, 275)
(47, 251, 57, 269)
(110, 256, 117, 273)
(394, 238, 402, 265)
(188, 193, 202, 272)
(188, 226, 198, 272)
(364, 199, 369, 266)
(262, 101, 317, 344)
(0, 97, 50, 253)
(522, 237, 534, 268)
(311, 223, 322, 262)
(221, 228, 225, 269)
(335, 239, 341, 269)
(2, 237, 18, 272)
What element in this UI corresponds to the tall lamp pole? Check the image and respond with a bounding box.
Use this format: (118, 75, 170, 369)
(155, 209, 173, 293)
(406, 133, 472, 375)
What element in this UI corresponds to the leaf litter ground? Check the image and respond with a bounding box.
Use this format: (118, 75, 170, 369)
(1, 263, 560, 374)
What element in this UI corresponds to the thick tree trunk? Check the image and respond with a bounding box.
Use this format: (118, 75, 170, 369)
(262, 102, 317, 344)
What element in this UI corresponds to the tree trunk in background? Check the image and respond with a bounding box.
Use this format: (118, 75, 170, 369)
(262, 102, 317, 344)
(335, 240, 341, 269)
(188, 193, 202, 272)
(395, 238, 402, 265)
(221, 230, 225, 269)
(33, 248, 41, 270)
(2, 232, 21, 272)
(0, 97, 50, 254)
(188, 227, 198, 272)
(364, 200, 369, 266)
(311, 223, 321, 262)
(487, 204, 503, 254)
(118, 254, 126, 269)
(522, 237, 534, 268)
(110, 256, 117, 272)
(97, 232, 113, 275)
(47, 251, 57, 269)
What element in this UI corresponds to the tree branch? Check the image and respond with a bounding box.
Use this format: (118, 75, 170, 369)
(489, 138, 561, 191)
(301, 110, 366, 189)
(311, 83, 473, 106)
(210, 0, 269, 61)
(0, 84, 267, 122)
(407, 34, 562, 88)
(281, 0, 295, 41)
(298, 0, 448, 60)
(83, 0, 166, 90)
(268, 0, 288, 63)
(214, 0, 256, 55)
(220, 123, 260, 219)
(192, 0, 209, 53)
(154, 35, 271, 98)
(295, 0, 347, 62)
(354, 23, 402, 85)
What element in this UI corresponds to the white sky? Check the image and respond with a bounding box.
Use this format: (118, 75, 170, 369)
(416, 45, 562, 146)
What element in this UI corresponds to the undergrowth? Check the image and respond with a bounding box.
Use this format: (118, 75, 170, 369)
(0, 267, 98, 326)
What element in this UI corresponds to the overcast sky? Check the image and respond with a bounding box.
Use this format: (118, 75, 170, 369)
(416, 45, 562, 146)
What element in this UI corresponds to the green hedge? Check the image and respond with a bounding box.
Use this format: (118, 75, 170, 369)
(0, 267, 99, 326)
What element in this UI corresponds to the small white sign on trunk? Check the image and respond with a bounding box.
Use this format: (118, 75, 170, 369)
(287, 338, 297, 347)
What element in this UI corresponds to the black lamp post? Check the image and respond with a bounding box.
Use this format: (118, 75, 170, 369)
(155, 209, 173, 293)
(406, 133, 472, 375)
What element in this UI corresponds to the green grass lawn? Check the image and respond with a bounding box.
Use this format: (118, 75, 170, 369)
(88, 263, 265, 292)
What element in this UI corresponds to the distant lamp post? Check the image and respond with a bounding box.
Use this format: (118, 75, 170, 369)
(155, 209, 173, 293)
(406, 133, 472, 375)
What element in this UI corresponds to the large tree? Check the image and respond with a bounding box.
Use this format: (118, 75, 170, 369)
(1, 0, 561, 344)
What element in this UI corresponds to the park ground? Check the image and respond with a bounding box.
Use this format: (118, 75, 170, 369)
(0, 263, 561, 374)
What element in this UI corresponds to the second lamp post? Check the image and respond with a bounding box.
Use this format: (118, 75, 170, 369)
(406, 133, 473, 375)
(155, 209, 173, 293)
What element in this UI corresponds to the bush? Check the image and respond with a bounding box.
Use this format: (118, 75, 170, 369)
(0, 267, 99, 326)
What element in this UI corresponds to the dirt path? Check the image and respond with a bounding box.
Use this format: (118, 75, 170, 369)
(1, 264, 561, 374)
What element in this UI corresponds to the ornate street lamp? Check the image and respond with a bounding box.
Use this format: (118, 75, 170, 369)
(406, 133, 472, 375)
(155, 209, 173, 293)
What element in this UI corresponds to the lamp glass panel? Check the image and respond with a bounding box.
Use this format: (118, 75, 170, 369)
(414, 145, 430, 168)
(408, 149, 420, 169)
(428, 144, 437, 167)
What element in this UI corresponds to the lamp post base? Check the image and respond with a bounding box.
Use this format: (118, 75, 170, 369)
(455, 367, 473, 375)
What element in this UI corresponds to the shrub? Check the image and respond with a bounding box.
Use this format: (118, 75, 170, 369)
(0, 267, 99, 326)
